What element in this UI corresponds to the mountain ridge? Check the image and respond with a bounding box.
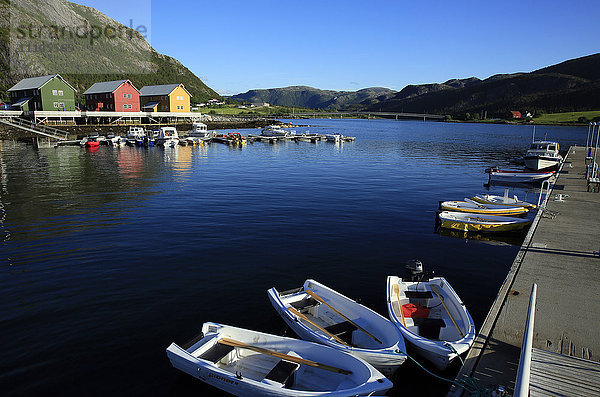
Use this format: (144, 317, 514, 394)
(1, 0, 219, 102)
(231, 53, 600, 117)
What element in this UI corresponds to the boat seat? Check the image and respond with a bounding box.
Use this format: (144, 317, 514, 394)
(198, 343, 235, 363)
(325, 321, 357, 345)
(264, 360, 299, 388)
(405, 290, 434, 300)
(413, 318, 446, 340)
(290, 297, 319, 312)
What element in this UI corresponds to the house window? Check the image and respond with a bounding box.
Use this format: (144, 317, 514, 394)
(52, 90, 58, 95)
(58, 90, 63, 96)
(53, 102, 59, 108)
(58, 102, 64, 108)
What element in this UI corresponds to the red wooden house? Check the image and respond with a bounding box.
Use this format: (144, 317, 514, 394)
(83, 80, 140, 112)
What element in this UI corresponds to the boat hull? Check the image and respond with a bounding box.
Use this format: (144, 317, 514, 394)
(268, 280, 407, 376)
(438, 211, 531, 232)
(524, 156, 561, 171)
(471, 194, 536, 209)
(488, 170, 555, 183)
(166, 323, 392, 397)
(439, 200, 528, 216)
(386, 276, 475, 371)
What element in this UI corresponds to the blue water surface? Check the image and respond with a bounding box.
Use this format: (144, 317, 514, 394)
(0, 119, 586, 396)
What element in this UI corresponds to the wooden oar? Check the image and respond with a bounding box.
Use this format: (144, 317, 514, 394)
(305, 290, 383, 345)
(287, 306, 350, 346)
(218, 337, 352, 375)
(391, 283, 407, 327)
(430, 284, 464, 338)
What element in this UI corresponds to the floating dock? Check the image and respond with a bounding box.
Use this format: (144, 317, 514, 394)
(450, 146, 600, 396)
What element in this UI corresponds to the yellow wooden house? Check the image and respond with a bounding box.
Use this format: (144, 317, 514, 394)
(139, 83, 191, 112)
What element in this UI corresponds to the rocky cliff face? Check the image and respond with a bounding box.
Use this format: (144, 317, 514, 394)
(1, 0, 218, 101)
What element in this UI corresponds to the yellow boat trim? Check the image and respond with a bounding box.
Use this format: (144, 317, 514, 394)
(439, 205, 528, 216)
(440, 219, 531, 232)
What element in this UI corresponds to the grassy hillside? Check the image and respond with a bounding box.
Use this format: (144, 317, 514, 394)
(534, 110, 600, 124)
(1, 0, 219, 102)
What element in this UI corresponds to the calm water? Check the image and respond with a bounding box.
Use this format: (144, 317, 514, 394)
(0, 119, 585, 396)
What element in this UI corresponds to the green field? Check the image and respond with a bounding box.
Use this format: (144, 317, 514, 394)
(534, 111, 600, 124)
(197, 104, 318, 116)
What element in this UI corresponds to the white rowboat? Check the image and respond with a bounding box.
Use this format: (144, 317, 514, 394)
(439, 199, 529, 216)
(438, 211, 532, 232)
(268, 279, 407, 376)
(471, 192, 536, 209)
(486, 168, 555, 183)
(166, 322, 392, 396)
(386, 275, 475, 370)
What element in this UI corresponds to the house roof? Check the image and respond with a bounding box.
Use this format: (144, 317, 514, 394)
(139, 83, 191, 97)
(8, 74, 77, 92)
(83, 80, 140, 95)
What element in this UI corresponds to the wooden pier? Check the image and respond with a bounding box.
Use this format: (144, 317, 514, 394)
(450, 146, 600, 396)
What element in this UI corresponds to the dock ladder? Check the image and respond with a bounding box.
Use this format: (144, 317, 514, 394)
(0, 117, 69, 141)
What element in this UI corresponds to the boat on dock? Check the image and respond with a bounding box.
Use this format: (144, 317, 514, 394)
(438, 211, 532, 232)
(471, 189, 537, 209)
(261, 125, 292, 137)
(439, 198, 529, 216)
(268, 279, 407, 376)
(524, 140, 562, 170)
(187, 121, 212, 141)
(126, 126, 146, 146)
(485, 167, 556, 184)
(156, 127, 179, 147)
(166, 322, 393, 397)
(386, 260, 475, 371)
(84, 136, 100, 148)
(326, 133, 355, 143)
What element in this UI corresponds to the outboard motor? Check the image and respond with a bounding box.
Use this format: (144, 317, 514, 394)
(405, 259, 434, 282)
(405, 259, 424, 281)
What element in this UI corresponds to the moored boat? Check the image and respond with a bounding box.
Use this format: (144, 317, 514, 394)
(386, 260, 475, 370)
(471, 190, 536, 209)
(187, 121, 212, 141)
(156, 126, 179, 147)
(524, 140, 562, 170)
(485, 167, 555, 184)
(261, 125, 291, 137)
(268, 279, 407, 376)
(439, 198, 529, 216)
(84, 136, 100, 148)
(166, 322, 393, 397)
(438, 211, 532, 232)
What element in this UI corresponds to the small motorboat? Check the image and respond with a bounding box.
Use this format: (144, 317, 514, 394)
(485, 167, 555, 184)
(268, 279, 407, 376)
(524, 140, 562, 170)
(471, 189, 536, 209)
(439, 198, 529, 216)
(261, 125, 291, 137)
(438, 211, 532, 232)
(187, 121, 212, 141)
(156, 126, 179, 147)
(84, 136, 100, 148)
(166, 322, 393, 397)
(386, 260, 475, 370)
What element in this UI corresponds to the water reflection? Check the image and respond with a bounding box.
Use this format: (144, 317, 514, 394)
(436, 227, 526, 247)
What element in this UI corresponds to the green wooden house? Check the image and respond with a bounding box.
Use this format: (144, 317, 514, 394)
(8, 74, 77, 111)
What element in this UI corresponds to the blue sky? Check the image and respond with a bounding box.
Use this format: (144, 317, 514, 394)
(76, 0, 599, 95)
